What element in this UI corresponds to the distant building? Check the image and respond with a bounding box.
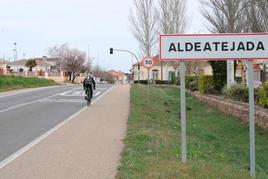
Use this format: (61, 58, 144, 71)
(107, 70, 126, 84)
(0, 59, 8, 75)
(6, 56, 60, 73)
(236, 60, 268, 84)
(132, 55, 213, 81)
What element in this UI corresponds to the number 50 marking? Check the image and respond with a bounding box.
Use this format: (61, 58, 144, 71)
(145, 60, 152, 65)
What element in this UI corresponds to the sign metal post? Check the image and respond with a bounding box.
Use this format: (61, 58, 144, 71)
(180, 61, 187, 163)
(142, 57, 155, 103)
(248, 60, 256, 176)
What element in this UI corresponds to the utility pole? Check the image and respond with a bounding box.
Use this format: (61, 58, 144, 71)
(13, 42, 17, 61)
(87, 44, 90, 62)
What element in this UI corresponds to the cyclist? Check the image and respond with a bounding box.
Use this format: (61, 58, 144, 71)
(83, 73, 96, 101)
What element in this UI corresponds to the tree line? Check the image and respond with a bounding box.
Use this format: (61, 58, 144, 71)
(48, 43, 112, 83)
(129, 0, 268, 89)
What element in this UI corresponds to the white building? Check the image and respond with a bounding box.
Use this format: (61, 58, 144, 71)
(132, 55, 212, 81)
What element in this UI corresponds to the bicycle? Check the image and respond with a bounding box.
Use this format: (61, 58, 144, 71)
(85, 87, 93, 106)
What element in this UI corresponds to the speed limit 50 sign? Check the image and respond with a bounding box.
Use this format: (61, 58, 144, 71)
(142, 57, 155, 69)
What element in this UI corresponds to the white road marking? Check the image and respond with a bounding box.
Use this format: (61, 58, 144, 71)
(0, 93, 60, 113)
(0, 85, 116, 169)
(60, 90, 101, 97)
(38, 92, 102, 103)
(0, 86, 62, 98)
(93, 91, 101, 96)
(0, 86, 79, 113)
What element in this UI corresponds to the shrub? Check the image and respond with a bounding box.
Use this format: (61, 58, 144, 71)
(134, 80, 148, 84)
(177, 75, 196, 87)
(185, 75, 196, 88)
(222, 84, 249, 103)
(170, 72, 176, 84)
(258, 82, 268, 107)
(175, 76, 180, 85)
(208, 61, 227, 91)
(198, 75, 214, 94)
(188, 80, 198, 91)
(154, 80, 170, 85)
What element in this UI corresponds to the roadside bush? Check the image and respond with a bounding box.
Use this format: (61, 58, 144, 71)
(175, 76, 180, 85)
(258, 82, 268, 107)
(177, 75, 196, 87)
(134, 80, 148, 84)
(154, 80, 170, 85)
(188, 80, 198, 91)
(170, 72, 176, 84)
(198, 75, 214, 94)
(185, 75, 196, 88)
(0, 75, 57, 92)
(222, 84, 249, 103)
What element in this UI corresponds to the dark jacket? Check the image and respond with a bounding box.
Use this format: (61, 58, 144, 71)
(83, 75, 96, 90)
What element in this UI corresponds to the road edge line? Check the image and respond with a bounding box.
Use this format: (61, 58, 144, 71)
(0, 85, 117, 169)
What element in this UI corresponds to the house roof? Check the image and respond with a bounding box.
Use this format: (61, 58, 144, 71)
(0, 59, 8, 65)
(7, 59, 27, 66)
(7, 57, 59, 66)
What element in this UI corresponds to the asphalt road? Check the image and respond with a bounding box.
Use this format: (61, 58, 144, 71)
(0, 84, 113, 163)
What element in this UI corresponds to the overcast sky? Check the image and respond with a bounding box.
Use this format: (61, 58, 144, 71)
(0, 0, 208, 72)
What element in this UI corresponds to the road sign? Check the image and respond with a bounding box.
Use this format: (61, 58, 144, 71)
(142, 57, 155, 69)
(160, 33, 268, 177)
(160, 33, 268, 61)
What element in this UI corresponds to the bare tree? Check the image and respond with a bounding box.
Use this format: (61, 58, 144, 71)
(158, 0, 187, 34)
(129, 0, 158, 57)
(245, 0, 268, 32)
(200, 0, 247, 90)
(48, 43, 69, 59)
(61, 49, 86, 82)
(256, 0, 268, 30)
(200, 0, 247, 33)
(48, 44, 86, 82)
(158, 0, 187, 80)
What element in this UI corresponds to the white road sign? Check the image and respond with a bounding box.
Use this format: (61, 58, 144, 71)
(142, 57, 155, 69)
(160, 33, 268, 60)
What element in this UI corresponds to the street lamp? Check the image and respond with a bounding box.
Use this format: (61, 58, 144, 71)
(109, 48, 140, 83)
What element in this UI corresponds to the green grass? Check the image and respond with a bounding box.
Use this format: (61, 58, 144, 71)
(0, 75, 58, 92)
(116, 85, 268, 179)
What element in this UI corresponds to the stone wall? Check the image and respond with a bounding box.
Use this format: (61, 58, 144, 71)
(189, 91, 268, 129)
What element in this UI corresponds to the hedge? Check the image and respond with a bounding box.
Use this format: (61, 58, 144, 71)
(198, 75, 214, 94)
(154, 80, 170, 85)
(186, 75, 196, 88)
(134, 80, 149, 84)
(258, 82, 268, 107)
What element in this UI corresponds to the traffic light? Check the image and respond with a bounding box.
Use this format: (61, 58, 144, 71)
(110, 48, 113, 54)
(138, 64, 140, 70)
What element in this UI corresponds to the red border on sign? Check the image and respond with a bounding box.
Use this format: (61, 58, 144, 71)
(142, 57, 155, 69)
(160, 33, 268, 61)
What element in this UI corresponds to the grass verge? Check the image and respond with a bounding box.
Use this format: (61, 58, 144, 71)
(0, 75, 58, 92)
(116, 85, 268, 179)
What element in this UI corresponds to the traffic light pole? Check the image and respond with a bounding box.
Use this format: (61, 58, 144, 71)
(110, 48, 140, 84)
